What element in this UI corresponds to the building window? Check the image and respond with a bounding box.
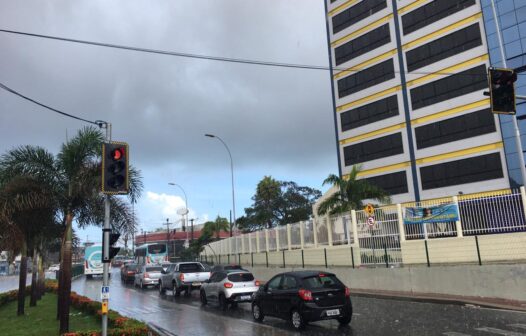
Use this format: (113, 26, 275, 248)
(420, 153, 504, 190)
(335, 24, 391, 66)
(410, 64, 487, 110)
(364, 171, 408, 195)
(415, 109, 496, 149)
(402, 0, 476, 35)
(338, 59, 395, 98)
(340, 95, 399, 132)
(343, 132, 404, 166)
(406, 23, 482, 72)
(332, 0, 387, 34)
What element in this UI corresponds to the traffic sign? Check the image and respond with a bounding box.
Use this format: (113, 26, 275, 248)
(364, 204, 375, 216)
(101, 286, 110, 300)
(367, 216, 375, 227)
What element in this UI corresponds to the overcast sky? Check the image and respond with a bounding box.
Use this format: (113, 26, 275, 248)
(0, 0, 338, 243)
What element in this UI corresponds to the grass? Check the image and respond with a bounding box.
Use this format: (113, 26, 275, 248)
(0, 293, 100, 336)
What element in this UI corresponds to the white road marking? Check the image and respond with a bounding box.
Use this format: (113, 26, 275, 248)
(443, 332, 471, 336)
(509, 325, 526, 330)
(476, 327, 526, 335)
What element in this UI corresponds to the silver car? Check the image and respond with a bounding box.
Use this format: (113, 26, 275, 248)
(200, 270, 260, 310)
(134, 265, 163, 289)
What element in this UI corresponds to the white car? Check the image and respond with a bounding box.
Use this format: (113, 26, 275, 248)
(48, 264, 60, 272)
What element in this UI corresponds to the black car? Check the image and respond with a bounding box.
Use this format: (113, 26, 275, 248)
(120, 263, 140, 284)
(251, 271, 352, 330)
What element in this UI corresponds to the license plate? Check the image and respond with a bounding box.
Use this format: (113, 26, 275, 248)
(326, 309, 340, 316)
(239, 295, 252, 301)
(191, 282, 202, 286)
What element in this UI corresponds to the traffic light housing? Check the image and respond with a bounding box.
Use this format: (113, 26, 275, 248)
(488, 67, 517, 114)
(102, 229, 120, 263)
(102, 142, 129, 194)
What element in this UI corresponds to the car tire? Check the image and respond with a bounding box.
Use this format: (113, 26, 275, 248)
(219, 294, 228, 311)
(252, 303, 264, 322)
(200, 290, 207, 305)
(86, 274, 92, 280)
(337, 315, 352, 326)
(159, 282, 165, 295)
(291, 309, 306, 330)
(173, 283, 181, 297)
(231, 302, 238, 309)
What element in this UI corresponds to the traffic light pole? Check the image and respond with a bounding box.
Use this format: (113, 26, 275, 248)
(102, 123, 111, 336)
(490, 0, 526, 187)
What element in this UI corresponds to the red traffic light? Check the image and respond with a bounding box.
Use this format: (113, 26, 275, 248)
(110, 148, 124, 161)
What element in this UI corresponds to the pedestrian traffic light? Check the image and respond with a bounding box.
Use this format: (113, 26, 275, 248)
(488, 67, 517, 114)
(102, 229, 120, 263)
(101, 142, 129, 194)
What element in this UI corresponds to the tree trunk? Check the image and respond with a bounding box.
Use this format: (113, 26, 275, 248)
(30, 247, 38, 307)
(37, 252, 45, 300)
(59, 214, 73, 334)
(57, 233, 65, 320)
(17, 240, 28, 316)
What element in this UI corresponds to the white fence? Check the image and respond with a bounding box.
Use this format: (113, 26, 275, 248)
(203, 188, 526, 267)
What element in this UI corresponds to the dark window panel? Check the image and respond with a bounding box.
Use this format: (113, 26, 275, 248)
(420, 153, 504, 190)
(335, 24, 391, 66)
(338, 59, 395, 98)
(343, 133, 404, 166)
(410, 65, 487, 110)
(365, 171, 409, 195)
(406, 24, 482, 72)
(415, 109, 496, 149)
(340, 95, 399, 131)
(332, 0, 387, 34)
(402, 0, 476, 35)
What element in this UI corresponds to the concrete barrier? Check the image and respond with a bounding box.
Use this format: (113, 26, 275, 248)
(246, 263, 526, 302)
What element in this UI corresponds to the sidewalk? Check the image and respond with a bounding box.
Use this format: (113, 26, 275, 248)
(350, 288, 526, 312)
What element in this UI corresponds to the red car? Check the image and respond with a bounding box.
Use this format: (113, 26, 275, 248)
(120, 263, 140, 284)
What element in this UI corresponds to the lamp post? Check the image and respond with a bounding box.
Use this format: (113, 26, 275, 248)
(168, 182, 189, 246)
(205, 134, 236, 237)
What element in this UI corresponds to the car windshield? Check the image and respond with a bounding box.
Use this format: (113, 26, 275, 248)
(302, 274, 343, 289)
(227, 273, 254, 282)
(127, 265, 139, 271)
(179, 263, 204, 272)
(146, 266, 163, 272)
(148, 244, 166, 254)
(224, 265, 243, 270)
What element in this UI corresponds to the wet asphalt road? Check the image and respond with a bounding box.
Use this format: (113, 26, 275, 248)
(68, 268, 526, 336)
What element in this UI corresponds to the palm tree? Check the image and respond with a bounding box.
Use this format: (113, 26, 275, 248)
(317, 165, 391, 216)
(0, 126, 143, 333)
(202, 216, 229, 240)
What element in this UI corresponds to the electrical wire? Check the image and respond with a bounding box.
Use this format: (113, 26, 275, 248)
(0, 81, 99, 125)
(1, 28, 520, 78)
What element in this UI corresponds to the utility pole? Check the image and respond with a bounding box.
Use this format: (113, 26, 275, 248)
(101, 122, 111, 336)
(190, 219, 195, 243)
(164, 218, 174, 257)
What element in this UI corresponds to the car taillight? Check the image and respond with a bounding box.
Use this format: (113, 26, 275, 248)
(345, 287, 351, 297)
(298, 289, 313, 301)
(224, 282, 233, 288)
(180, 273, 185, 281)
(144, 272, 150, 278)
(255, 280, 261, 287)
(127, 271, 133, 275)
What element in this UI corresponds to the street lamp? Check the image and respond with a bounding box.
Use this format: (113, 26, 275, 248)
(168, 182, 189, 246)
(205, 133, 236, 237)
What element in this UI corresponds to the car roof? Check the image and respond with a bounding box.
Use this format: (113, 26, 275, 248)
(280, 270, 335, 279)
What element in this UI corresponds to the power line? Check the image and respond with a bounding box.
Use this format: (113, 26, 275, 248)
(0, 81, 99, 125)
(1, 28, 519, 78)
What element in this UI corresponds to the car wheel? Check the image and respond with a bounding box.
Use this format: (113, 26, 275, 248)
(291, 309, 306, 330)
(200, 290, 207, 305)
(173, 283, 180, 297)
(219, 294, 228, 311)
(159, 282, 165, 295)
(337, 315, 352, 326)
(231, 302, 238, 309)
(252, 303, 264, 322)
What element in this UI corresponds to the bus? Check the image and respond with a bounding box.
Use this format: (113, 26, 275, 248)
(84, 244, 103, 278)
(135, 243, 168, 265)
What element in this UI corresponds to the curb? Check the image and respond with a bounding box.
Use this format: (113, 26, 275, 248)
(350, 290, 526, 312)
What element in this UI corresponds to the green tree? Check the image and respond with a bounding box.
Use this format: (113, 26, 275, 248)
(317, 165, 391, 216)
(0, 126, 143, 333)
(202, 216, 229, 240)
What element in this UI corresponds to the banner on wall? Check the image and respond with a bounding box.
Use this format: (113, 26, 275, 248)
(403, 203, 459, 225)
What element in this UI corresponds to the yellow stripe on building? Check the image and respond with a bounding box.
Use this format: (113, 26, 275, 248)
(411, 99, 490, 125)
(397, 0, 430, 14)
(416, 142, 503, 165)
(406, 54, 489, 87)
(337, 85, 402, 112)
(402, 13, 483, 51)
(334, 49, 398, 79)
(331, 14, 394, 47)
(340, 123, 405, 145)
(328, 0, 360, 16)
(352, 162, 411, 178)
